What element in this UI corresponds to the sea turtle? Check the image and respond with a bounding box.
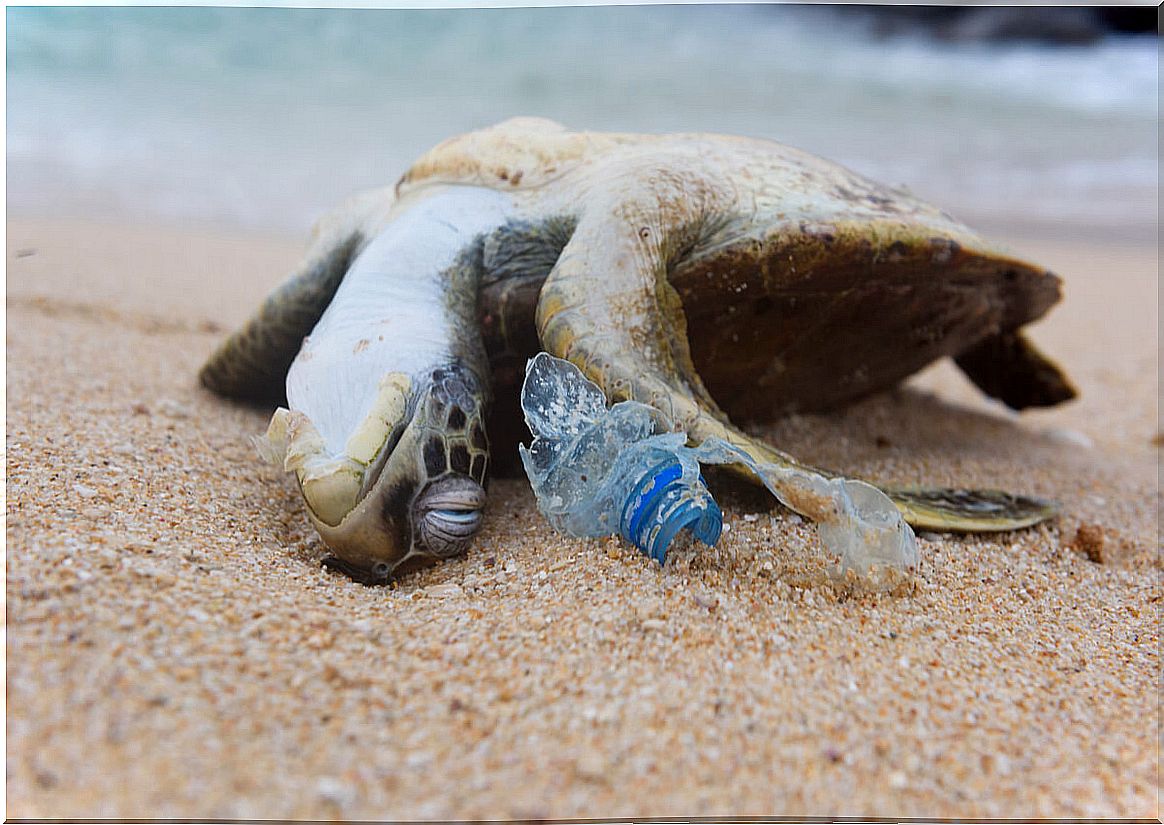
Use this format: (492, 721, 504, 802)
(200, 118, 1075, 584)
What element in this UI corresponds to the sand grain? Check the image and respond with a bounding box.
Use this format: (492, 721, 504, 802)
(6, 218, 1158, 819)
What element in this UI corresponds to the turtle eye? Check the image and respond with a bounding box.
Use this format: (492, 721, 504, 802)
(414, 475, 487, 558)
(322, 556, 393, 585)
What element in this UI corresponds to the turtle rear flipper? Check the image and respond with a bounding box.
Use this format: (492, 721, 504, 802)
(955, 330, 1077, 410)
(199, 187, 394, 402)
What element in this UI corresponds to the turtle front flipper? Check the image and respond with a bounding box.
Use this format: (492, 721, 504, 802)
(209, 184, 515, 582)
(199, 187, 395, 402)
(537, 180, 926, 572)
(536, 178, 1054, 541)
(265, 185, 517, 581)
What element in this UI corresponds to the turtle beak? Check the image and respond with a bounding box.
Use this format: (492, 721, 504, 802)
(307, 425, 488, 582)
(304, 413, 432, 578)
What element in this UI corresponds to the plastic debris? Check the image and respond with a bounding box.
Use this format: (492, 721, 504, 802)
(519, 353, 721, 563)
(519, 353, 919, 575)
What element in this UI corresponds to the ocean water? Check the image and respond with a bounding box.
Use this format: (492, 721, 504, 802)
(7, 6, 1158, 239)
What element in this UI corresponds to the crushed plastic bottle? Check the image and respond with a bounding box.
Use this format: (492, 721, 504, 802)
(518, 352, 721, 563)
(519, 353, 919, 577)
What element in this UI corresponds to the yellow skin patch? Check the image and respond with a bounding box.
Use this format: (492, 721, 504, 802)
(260, 372, 414, 528)
(343, 373, 411, 465)
(204, 117, 1073, 579)
(399, 119, 1066, 532)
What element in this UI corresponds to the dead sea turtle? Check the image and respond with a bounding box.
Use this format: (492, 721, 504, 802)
(200, 118, 1075, 584)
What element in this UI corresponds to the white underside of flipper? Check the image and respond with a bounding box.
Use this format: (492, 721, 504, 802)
(286, 185, 518, 456)
(262, 185, 518, 525)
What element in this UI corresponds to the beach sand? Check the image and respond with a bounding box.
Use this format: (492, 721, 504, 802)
(6, 216, 1158, 819)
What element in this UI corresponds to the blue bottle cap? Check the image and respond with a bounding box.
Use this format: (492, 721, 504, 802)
(619, 457, 723, 564)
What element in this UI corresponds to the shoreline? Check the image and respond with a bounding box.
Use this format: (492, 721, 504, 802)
(6, 214, 1159, 819)
(9, 189, 1160, 248)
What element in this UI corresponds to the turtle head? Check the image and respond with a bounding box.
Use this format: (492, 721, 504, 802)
(266, 364, 490, 584)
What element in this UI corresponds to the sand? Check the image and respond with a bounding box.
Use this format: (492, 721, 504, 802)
(5, 216, 1159, 819)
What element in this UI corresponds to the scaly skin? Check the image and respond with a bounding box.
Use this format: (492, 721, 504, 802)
(201, 118, 1076, 579)
(200, 186, 398, 401)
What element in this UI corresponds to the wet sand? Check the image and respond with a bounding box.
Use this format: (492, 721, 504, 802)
(6, 216, 1158, 819)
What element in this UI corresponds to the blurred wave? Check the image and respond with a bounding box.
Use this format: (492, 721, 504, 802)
(7, 6, 1158, 239)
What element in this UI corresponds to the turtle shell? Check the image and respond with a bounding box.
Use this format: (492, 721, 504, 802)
(671, 219, 1061, 419)
(419, 119, 1068, 419)
(202, 119, 1074, 545)
(208, 118, 1069, 419)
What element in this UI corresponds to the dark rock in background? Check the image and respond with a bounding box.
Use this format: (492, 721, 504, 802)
(937, 7, 1107, 45)
(821, 5, 1157, 45)
(1096, 6, 1159, 34)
